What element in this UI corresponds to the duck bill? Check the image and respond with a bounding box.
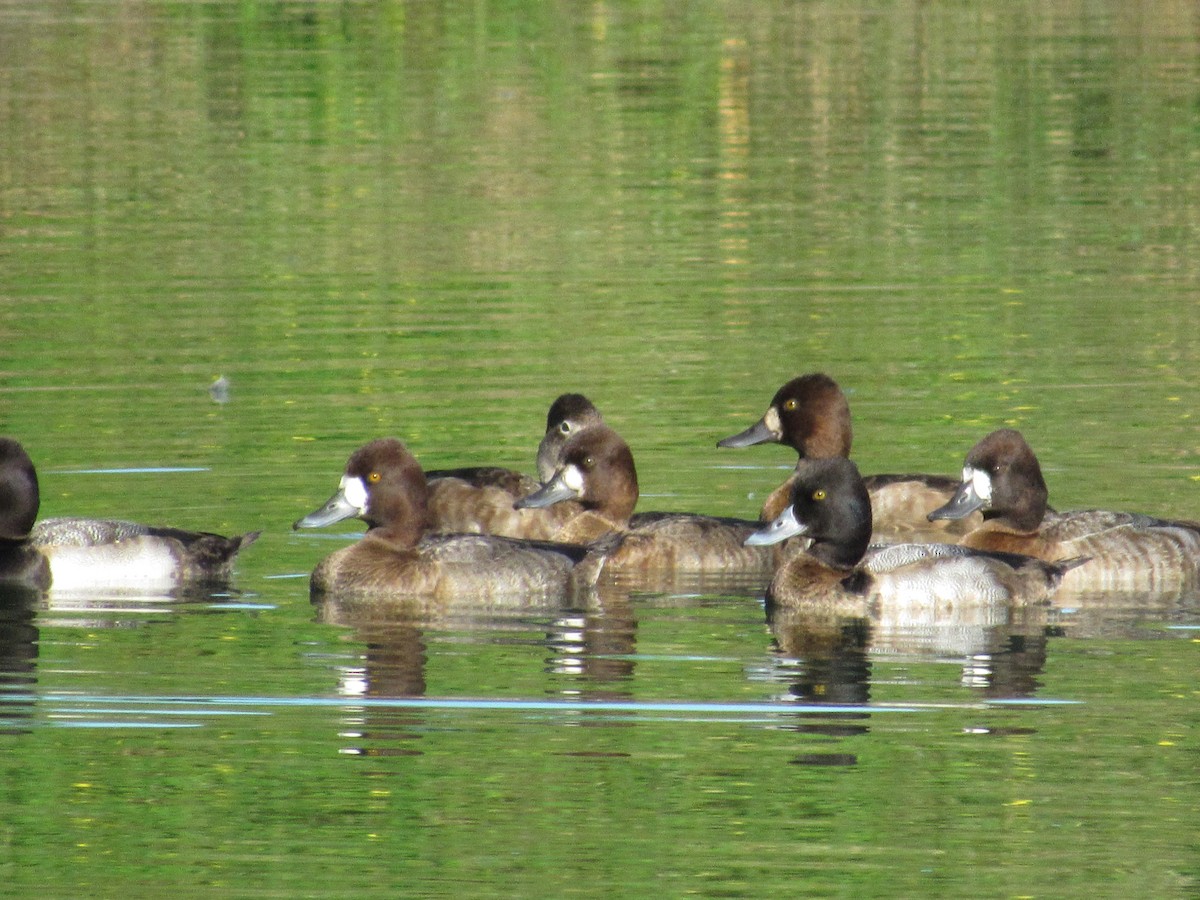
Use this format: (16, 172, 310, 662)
(927, 481, 985, 521)
(745, 505, 808, 546)
(294, 486, 361, 529)
(515, 473, 578, 510)
(717, 415, 780, 449)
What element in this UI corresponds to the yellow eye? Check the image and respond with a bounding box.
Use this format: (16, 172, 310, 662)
(368, 471, 382, 483)
(813, 489, 826, 501)
(784, 399, 797, 411)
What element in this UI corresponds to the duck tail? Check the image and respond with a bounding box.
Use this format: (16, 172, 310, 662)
(1055, 555, 1091, 575)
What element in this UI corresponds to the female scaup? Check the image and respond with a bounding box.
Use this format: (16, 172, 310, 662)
(424, 393, 606, 540)
(0, 436, 258, 594)
(928, 428, 1200, 595)
(294, 438, 587, 601)
(718, 373, 977, 541)
(745, 457, 1081, 611)
(516, 425, 775, 580)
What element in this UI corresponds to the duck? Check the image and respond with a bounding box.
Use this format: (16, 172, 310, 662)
(423, 393, 606, 540)
(717, 373, 978, 542)
(928, 428, 1200, 595)
(0, 439, 52, 591)
(744, 457, 1082, 611)
(293, 438, 588, 601)
(0, 436, 258, 594)
(515, 425, 775, 581)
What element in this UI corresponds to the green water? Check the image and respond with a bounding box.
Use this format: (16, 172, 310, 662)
(2, 1, 1199, 896)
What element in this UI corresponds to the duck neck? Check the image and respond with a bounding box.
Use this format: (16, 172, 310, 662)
(364, 489, 431, 549)
(806, 538, 865, 572)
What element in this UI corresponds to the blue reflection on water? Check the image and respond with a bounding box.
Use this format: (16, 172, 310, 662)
(50, 467, 212, 474)
(43, 693, 1081, 714)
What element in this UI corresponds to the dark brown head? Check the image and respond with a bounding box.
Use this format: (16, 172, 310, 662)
(519, 425, 638, 523)
(537, 393, 605, 483)
(928, 429, 1048, 531)
(717, 373, 853, 459)
(294, 438, 431, 546)
(0, 437, 40, 541)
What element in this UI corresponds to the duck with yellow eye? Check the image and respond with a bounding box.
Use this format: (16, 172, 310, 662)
(745, 457, 1084, 612)
(294, 438, 587, 603)
(718, 373, 977, 542)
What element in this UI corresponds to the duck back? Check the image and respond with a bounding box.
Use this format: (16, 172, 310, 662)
(426, 474, 574, 540)
(578, 513, 776, 583)
(311, 532, 584, 602)
(32, 517, 259, 593)
(964, 511, 1200, 595)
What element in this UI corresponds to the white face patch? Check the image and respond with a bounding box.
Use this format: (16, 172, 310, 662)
(763, 406, 784, 439)
(965, 465, 993, 505)
(340, 475, 369, 513)
(561, 464, 586, 496)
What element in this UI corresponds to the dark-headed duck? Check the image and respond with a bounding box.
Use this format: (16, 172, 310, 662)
(929, 428, 1200, 595)
(294, 438, 586, 601)
(745, 457, 1081, 611)
(0, 437, 258, 595)
(718, 373, 977, 541)
(516, 426, 775, 579)
(424, 393, 605, 540)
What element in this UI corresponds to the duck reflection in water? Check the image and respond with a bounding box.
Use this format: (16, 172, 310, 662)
(315, 584, 640, 756)
(0, 583, 39, 736)
(768, 608, 873, 758)
(544, 583, 638, 701)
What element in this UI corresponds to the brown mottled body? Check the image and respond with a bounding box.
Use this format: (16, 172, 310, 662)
(296, 438, 586, 602)
(931, 429, 1200, 597)
(517, 426, 776, 581)
(424, 393, 605, 539)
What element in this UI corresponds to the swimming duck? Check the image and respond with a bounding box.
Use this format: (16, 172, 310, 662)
(0, 439, 52, 591)
(0, 436, 258, 594)
(516, 425, 775, 580)
(423, 393, 605, 539)
(744, 457, 1081, 610)
(928, 428, 1200, 595)
(293, 438, 587, 601)
(718, 373, 977, 541)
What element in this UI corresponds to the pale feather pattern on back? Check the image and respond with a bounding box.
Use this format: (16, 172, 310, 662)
(858, 542, 1071, 604)
(860, 542, 984, 571)
(31, 516, 259, 590)
(32, 517, 159, 546)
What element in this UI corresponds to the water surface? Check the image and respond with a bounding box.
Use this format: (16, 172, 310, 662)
(1, 1, 1198, 896)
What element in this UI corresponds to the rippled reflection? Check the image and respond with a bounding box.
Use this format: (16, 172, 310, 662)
(0, 583, 39, 735)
